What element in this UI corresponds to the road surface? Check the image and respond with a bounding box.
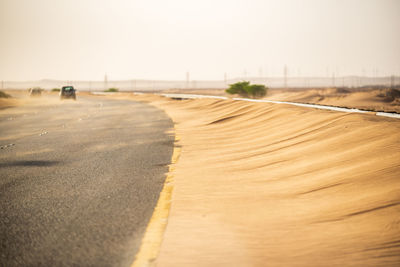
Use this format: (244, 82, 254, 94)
(0, 94, 174, 266)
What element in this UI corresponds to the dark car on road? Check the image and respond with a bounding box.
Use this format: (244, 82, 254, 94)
(60, 86, 76, 100)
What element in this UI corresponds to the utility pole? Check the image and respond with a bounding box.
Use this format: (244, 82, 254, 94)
(398, 71, 400, 87)
(374, 68, 379, 87)
(186, 72, 190, 89)
(104, 73, 108, 91)
(361, 68, 366, 87)
(332, 72, 336, 88)
(284, 64, 288, 89)
(1, 80, 4, 90)
(130, 79, 137, 91)
(372, 68, 376, 86)
(390, 75, 395, 89)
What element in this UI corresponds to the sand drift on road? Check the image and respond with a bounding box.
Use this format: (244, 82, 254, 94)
(125, 93, 400, 267)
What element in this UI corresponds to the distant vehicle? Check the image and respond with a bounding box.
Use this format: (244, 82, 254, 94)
(60, 86, 76, 100)
(29, 87, 42, 97)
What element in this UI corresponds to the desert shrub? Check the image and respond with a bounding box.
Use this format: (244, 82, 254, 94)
(226, 81, 268, 99)
(0, 90, 11, 98)
(226, 81, 249, 97)
(51, 88, 61, 92)
(376, 91, 385, 97)
(385, 88, 400, 102)
(105, 88, 119, 92)
(336, 87, 350, 94)
(246, 84, 267, 98)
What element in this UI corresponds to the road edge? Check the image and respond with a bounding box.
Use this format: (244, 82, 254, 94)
(131, 131, 181, 267)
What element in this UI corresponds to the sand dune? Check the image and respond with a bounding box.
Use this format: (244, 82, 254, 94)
(0, 93, 19, 109)
(129, 94, 400, 266)
(264, 88, 400, 113)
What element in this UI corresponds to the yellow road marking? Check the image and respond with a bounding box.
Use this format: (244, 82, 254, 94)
(131, 132, 181, 267)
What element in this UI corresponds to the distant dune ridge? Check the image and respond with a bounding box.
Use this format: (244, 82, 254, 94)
(264, 88, 400, 113)
(129, 94, 400, 266)
(164, 87, 400, 114)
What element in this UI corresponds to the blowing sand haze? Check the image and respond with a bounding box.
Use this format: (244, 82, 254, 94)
(2, 0, 400, 266)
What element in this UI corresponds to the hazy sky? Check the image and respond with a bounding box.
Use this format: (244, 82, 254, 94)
(0, 0, 399, 81)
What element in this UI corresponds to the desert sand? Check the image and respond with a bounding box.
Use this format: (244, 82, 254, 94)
(264, 88, 400, 113)
(128, 93, 400, 266)
(0, 99, 16, 110)
(2, 90, 399, 266)
(0, 90, 57, 108)
(0, 91, 20, 110)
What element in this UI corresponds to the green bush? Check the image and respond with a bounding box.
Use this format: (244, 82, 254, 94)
(0, 90, 11, 98)
(226, 81, 268, 98)
(51, 88, 61, 92)
(104, 88, 119, 92)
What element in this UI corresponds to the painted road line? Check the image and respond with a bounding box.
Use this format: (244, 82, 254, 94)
(232, 97, 369, 114)
(131, 132, 181, 267)
(161, 93, 228, 100)
(376, 112, 400, 119)
(90, 92, 119, 95)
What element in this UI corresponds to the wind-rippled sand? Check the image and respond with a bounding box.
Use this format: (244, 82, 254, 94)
(129, 94, 400, 267)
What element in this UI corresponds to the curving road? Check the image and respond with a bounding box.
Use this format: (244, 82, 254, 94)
(0, 94, 174, 266)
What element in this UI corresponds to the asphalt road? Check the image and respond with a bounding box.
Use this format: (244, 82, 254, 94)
(0, 94, 174, 266)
